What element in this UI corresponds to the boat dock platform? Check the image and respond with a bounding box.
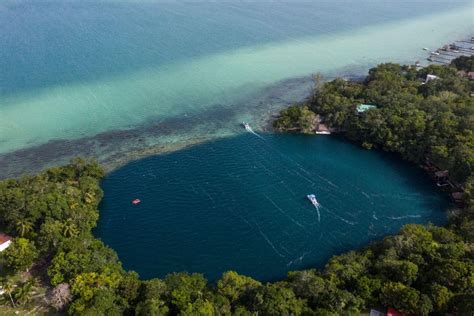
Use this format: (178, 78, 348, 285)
(426, 37, 474, 66)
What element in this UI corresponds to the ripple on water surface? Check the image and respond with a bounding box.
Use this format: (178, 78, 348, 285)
(96, 133, 448, 281)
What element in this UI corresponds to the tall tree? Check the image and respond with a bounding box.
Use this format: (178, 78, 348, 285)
(48, 283, 72, 311)
(15, 218, 34, 237)
(2, 280, 16, 307)
(14, 281, 33, 305)
(3, 238, 39, 272)
(62, 219, 79, 238)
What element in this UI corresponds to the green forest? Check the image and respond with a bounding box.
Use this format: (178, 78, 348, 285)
(1, 57, 473, 315)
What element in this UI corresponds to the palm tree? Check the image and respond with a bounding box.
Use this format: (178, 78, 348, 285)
(16, 218, 34, 237)
(14, 281, 33, 305)
(84, 192, 95, 204)
(2, 280, 16, 307)
(62, 219, 79, 238)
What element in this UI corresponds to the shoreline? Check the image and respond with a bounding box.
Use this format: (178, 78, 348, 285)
(96, 132, 449, 282)
(1, 34, 472, 179)
(425, 37, 474, 66)
(0, 75, 312, 179)
(0, 31, 472, 316)
(0, 70, 375, 179)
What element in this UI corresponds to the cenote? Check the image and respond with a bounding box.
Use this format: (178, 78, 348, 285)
(96, 133, 448, 281)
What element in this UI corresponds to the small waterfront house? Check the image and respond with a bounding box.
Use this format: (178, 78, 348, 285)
(315, 123, 331, 135)
(457, 70, 467, 77)
(369, 309, 385, 316)
(356, 104, 377, 113)
(434, 170, 449, 182)
(386, 307, 405, 316)
(468, 71, 474, 80)
(452, 192, 465, 205)
(0, 233, 12, 252)
(425, 74, 439, 83)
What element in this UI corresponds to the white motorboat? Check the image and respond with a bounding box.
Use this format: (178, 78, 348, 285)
(307, 194, 320, 207)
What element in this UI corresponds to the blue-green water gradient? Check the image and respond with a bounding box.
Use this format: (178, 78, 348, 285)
(1, 0, 473, 173)
(0, 0, 466, 281)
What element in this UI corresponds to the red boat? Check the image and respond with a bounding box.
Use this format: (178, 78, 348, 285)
(132, 198, 141, 205)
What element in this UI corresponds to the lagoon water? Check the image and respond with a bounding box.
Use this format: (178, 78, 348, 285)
(0, 0, 473, 176)
(96, 133, 448, 281)
(0, 0, 470, 280)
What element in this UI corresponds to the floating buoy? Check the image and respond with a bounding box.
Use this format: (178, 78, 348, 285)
(132, 199, 141, 205)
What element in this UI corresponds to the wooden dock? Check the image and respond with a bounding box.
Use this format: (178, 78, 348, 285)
(426, 37, 474, 66)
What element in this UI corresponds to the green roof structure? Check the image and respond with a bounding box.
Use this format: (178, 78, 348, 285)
(357, 104, 377, 113)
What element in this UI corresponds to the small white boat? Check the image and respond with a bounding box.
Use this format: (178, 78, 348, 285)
(242, 122, 251, 130)
(307, 194, 320, 207)
(423, 47, 429, 51)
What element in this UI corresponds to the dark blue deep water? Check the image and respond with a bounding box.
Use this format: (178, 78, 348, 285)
(96, 133, 448, 281)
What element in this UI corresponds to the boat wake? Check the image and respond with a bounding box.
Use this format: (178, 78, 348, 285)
(314, 205, 321, 223)
(324, 208, 357, 225)
(264, 195, 307, 230)
(286, 250, 312, 267)
(387, 214, 422, 220)
(242, 122, 266, 140)
(254, 221, 285, 258)
(307, 194, 321, 222)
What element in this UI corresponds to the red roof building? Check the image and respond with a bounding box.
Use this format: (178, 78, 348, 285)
(0, 233, 12, 252)
(387, 307, 405, 316)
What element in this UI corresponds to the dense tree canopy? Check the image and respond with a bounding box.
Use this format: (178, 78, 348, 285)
(450, 55, 474, 72)
(275, 60, 474, 184)
(1, 58, 473, 315)
(272, 58, 474, 314)
(273, 105, 317, 134)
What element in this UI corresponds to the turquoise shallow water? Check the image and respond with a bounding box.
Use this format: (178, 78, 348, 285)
(1, 1, 462, 280)
(96, 133, 448, 281)
(0, 1, 473, 177)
